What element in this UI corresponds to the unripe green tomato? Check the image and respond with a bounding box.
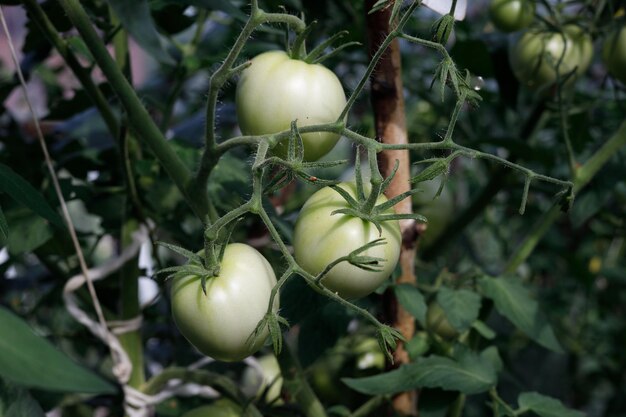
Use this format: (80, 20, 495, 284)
(509, 25, 593, 90)
(236, 50, 347, 161)
(602, 25, 626, 84)
(426, 302, 459, 339)
(354, 337, 386, 371)
(181, 399, 241, 417)
(412, 180, 453, 248)
(293, 183, 401, 299)
(170, 243, 278, 362)
(241, 354, 283, 404)
(489, 0, 535, 33)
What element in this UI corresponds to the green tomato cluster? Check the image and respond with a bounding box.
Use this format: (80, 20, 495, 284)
(509, 25, 593, 90)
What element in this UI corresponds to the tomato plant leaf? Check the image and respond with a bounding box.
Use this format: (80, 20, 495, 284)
(6, 212, 53, 256)
(343, 350, 497, 395)
(106, 0, 176, 66)
(0, 307, 117, 394)
(394, 283, 427, 325)
(518, 392, 584, 417)
(478, 276, 564, 353)
(0, 378, 45, 417)
(436, 287, 481, 332)
(0, 163, 64, 230)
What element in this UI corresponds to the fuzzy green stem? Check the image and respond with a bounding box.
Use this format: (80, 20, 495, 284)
(276, 344, 328, 417)
(339, 0, 420, 121)
(23, 0, 119, 137)
(56, 0, 205, 218)
(504, 119, 626, 273)
(195, 8, 306, 195)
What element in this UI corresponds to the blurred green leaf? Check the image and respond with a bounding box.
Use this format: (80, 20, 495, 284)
(0, 164, 64, 230)
(0, 307, 117, 394)
(0, 205, 7, 246)
(479, 276, 563, 353)
(343, 349, 497, 395)
(6, 212, 53, 256)
(0, 378, 45, 417)
(436, 287, 481, 332)
(394, 283, 427, 325)
(518, 392, 584, 417)
(107, 0, 176, 66)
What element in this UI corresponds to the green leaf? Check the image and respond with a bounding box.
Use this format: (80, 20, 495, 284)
(436, 287, 481, 332)
(0, 164, 64, 230)
(6, 213, 53, 256)
(480, 346, 503, 374)
(106, 0, 176, 66)
(0, 205, 7, 246)
(0, 307, 117, 394)
(394, 284, 427, 325)
(343, 350, 497, 395)
(478, 276, 563, 353)
(518, 392, 584, 417)
(0, 378, 45, 417)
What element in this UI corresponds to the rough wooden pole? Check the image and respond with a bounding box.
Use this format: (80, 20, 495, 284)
(365, 2, 417, 415)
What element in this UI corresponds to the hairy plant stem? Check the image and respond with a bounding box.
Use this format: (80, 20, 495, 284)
(56, 0, 206, 218)
(505, 119, 626, 274)
(276, 344, 328, 417)
(194, 6, 306, 205)
(23, 0, 119, 137)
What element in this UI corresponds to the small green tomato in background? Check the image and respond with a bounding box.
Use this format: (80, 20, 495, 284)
(180, 399, 241, 417)
(603, 25, 626, 84)
(170, 243, 278, 362)
(412, 180, 453, 248)
(426, 302, 459, 339)
(236, 50, 347, 161)
(509, 25, 593, 90)
(241, 354, 283, 404)
(489, 0, 535, 33)
(293, 183, 401, 299)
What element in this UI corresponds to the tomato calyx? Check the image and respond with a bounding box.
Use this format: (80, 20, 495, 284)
(258, 121, 348, 193)
(328, 148, 427, 236)
(288, 20, 359, 64)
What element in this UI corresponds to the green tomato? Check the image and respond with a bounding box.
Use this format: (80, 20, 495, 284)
(293, 183, 401, 299)
(241, 354, 283, 404)
(602, 25, 626, 84)
(181, 399, 241, 417)
(426, 302, 459, 340)
(171, 243, 278, 362)
(489, 0, 535, 33)
(412, 180, 453, 248)
(509, 25, 593, 90)
(236, 50, 347, 161)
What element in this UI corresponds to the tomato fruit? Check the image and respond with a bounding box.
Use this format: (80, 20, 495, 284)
(509, 25, 593, 90)
(293, 183, 401, 299)
(602, 25, 626, 84)
(181, 399, 241, 417)
(170, 243, 278, 362)
(426, 302, 459, 339)
(412, 180, 453, 248)
(489, 0, 535, 33)
(241, 354, 283, 404)
(236, 50, 347, 161)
